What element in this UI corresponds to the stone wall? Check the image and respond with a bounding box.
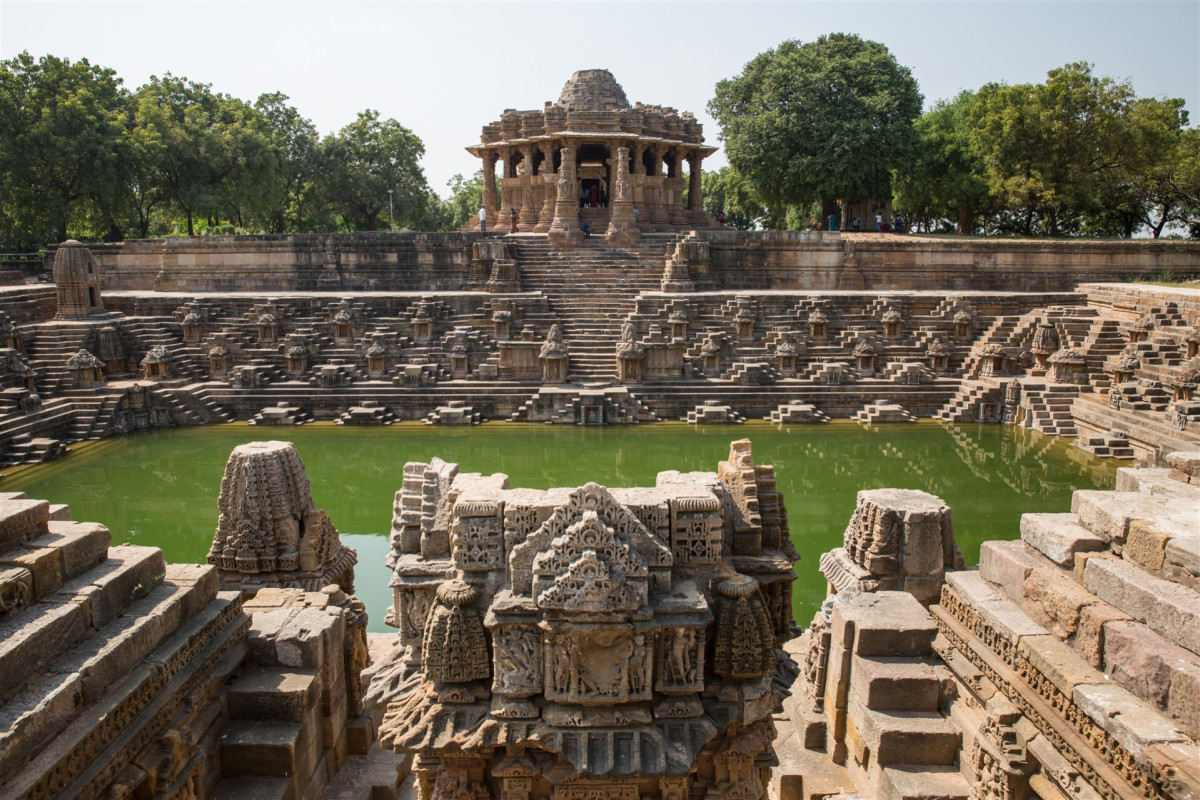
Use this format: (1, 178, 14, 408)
(53, 231, 1200, 294)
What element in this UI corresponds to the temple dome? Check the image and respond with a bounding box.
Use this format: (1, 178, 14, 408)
(556, 69, 630, 112)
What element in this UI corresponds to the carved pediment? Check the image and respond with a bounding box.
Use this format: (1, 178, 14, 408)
(534, 511, 645, 613)
(511, 482, 671, 596)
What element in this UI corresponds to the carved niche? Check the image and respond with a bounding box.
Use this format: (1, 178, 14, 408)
(422, 579, 491, 688)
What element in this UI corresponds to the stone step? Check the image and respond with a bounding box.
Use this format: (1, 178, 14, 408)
(0, 497, 51, 551)
(219, 720, 311, 780)
(878, 765, 971, 800)
(1020, 513, 1108, 567)
(848, 655, 941, 711)
(2, 591, 245, 799)
(1083, 556, 1200, 656)
(847, 699, 961, 766)
(226, 667, 320, 723)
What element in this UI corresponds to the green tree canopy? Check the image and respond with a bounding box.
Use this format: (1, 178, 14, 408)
(708, 33, 923, 212)
(968, 62, 1187, 236)
(0, 52, 131, 245)
(321, 110, 433, 231)
(893, 91, 991, 233)
(701, 167, 765, 230)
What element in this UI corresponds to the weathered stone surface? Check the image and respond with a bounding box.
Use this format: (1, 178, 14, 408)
(0, 544, 62, 597)
(832, 591, 937, 658)
(1021, 567, 1099, 639)
(1017, 633, 1104, 699)
(227, 668, 319, 723)
(1083, 555, 1200, 656)
(1071, 490, 1171, 543)
(848, 655, 940, 711)
(0, 497, 50, 549)
(1164, 534, 1200, 588)
(1074, 601, 1131, 668)
(878, 765, 971, 800)
(1125, 519, 1172, 570)
(978, 539, 1051, 601)
(1020, 512, 1107, 567)
(38, 520, 109, 578)
(846, 697, 961, 766)
(0, 601, 86, 689)
(1073, 682, 1188, 761)
(1103, 620, 1200, 712)
(1166, 450, 1200, 479)
(219, 720, 307, 778)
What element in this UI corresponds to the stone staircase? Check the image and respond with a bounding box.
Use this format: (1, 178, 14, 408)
(936, 379, 1002, 422)
(509, 237, 677, 381)
(1020, 382, 1079, 436)
(0, 493, 248, 800)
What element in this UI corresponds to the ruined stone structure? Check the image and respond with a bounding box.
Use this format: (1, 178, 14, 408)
(51, 239, 105, 319)
(0, 441, 392, 800)
(774, 455, 1200, 800)
(466, 69, 718, 242)
(369, 439, 798, 799)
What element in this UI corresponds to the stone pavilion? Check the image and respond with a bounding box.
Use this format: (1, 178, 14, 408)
(466, 69, 720, 244)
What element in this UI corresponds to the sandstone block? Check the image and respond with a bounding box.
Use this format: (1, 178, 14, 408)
(1020, 513, 1107, 567)
(227, 668, 319, 723)
(1021, 567, 1099, 639)
(1017, 633, 1104, 699)
(43, 520, 110, 578)
(878, 765, 971, 800)
(847, 697, 961, 766)
(1071, 490, 1168, 544)
(831, 591, 936, 658)
(1163, 535, 1200, 589)
(1142, 742, 1200, 800)
(0, 601, 86, 690)
(1167, 657, 1200, 738)
(1165, 450, 1200, 480)
(277, 606, 343, 669)
(1073, 682, 1187, 762)
(848, 655, 940, 712)
(219, 720, 305, 778)
(974, 591, 1047, 651)
(1084, 556, 1200, 656)
(1125, 520, 1171, 570)
(1, 544, 63, 597)
(1103, 620, 1200, 712)
(944, 569, 1005, 608)
(978, 540, 1050, 601)
(0, 672, 84, 778)
(1115, 466, 1172, 492)
(1074, 602, 1130, 669)
(79, 545, 167, 629)
(0, 498, 50, 549)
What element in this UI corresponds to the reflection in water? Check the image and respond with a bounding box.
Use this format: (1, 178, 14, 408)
(0, 422, 1120, 632)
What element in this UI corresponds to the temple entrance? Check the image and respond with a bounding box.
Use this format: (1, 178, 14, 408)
(579, 178, 606, 208)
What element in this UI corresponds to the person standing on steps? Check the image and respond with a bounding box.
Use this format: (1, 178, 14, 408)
(581, 219, 592, 239)
(478, 206, 487, 234)
(509, 208, 518, 234)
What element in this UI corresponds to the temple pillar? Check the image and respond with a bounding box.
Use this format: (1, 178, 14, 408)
(547, 146, 582, 246)
(606, 146, 640, 246)
(668, 149, 687, 225)
(688, 152, 703, 211)
(649, 145, 669, 227)
(519, 144, 538, 230)
(482, 153, 499, 230)
(536, 143, 558, 232)
(632, 141, 646, 176)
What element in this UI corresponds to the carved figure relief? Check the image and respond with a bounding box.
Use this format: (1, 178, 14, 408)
(493, 626, 542, 696)
(422, 580, 491, 685)
(712, 575, 775, 680)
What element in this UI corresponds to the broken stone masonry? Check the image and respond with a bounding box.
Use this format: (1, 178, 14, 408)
(369, 438, 799, 800)
(1, 439, 1199, 799)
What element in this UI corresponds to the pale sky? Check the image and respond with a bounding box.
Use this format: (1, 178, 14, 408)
(2, 0, 1197, 197)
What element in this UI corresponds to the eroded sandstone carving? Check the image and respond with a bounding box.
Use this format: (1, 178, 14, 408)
(371, 438, 798, 799)
(206, 440, 357, 592)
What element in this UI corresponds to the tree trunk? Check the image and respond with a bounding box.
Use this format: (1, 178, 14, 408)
(957, 208, 974, 235)
(186, 211, 195, 237)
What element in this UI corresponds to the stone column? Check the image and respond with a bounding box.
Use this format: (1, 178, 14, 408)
(482, 152, 499, 229)
(649, 145, 669, 227)
(536, 142, 557, 232)
(632, 141, 646, 175)
(668, 149, 687, 225)
(519, 144, 538, 230)
(688, 151, 703, 211)
(547, 146, 582, 246)
(606, 146, 640, 245)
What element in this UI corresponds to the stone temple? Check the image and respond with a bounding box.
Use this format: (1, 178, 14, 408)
(0, 68, 1199, 800)
(467, 69, 719, 245)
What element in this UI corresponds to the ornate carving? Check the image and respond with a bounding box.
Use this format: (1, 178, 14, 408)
(423, 580, 490, 686)
(712, 575, 775, 680)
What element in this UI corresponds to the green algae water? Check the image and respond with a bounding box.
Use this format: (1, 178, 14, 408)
(0, 421, 1122, 632)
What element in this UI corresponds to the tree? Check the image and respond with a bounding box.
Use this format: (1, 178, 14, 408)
(893, 91, 991, 233)
(701, 166, 765, 229)
(322, 110, 432, 231)
(131, 75, 276, 236)
(0, 52, 130, 244)
(968, 62, 1185, 236)
(255, 92, 321, 233)
(708, 33, 923, 216)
